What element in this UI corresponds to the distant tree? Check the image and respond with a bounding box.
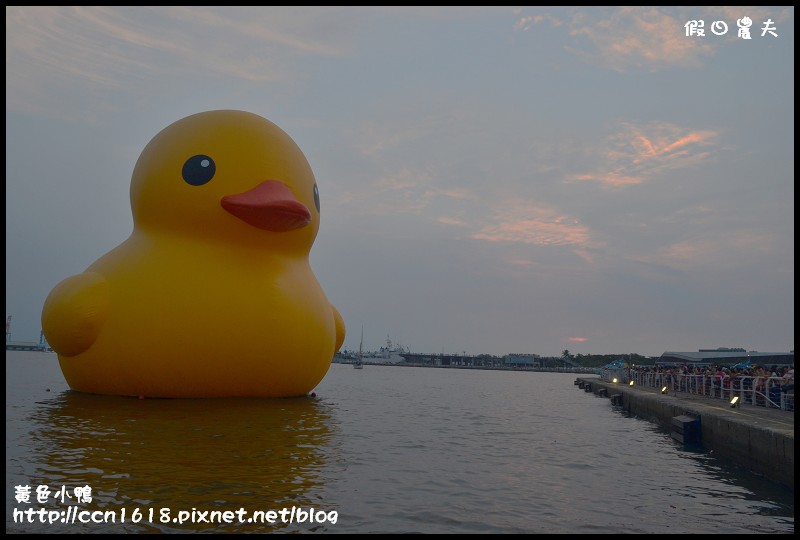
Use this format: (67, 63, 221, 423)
(562, 349, 571, 359)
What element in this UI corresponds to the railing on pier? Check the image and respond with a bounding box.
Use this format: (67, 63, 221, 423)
(602, 369, 794, 412)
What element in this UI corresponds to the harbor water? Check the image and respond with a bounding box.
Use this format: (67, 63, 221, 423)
(6, 351, 794, 534)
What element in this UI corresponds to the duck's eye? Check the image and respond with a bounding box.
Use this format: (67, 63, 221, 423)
(313, 183, 320, 213)
(182, 155, 216, 186)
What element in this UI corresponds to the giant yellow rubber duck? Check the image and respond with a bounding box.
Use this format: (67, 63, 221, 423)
(41, 110, 345, 398)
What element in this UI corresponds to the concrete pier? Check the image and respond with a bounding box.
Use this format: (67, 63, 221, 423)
(576, 377, 794, 490)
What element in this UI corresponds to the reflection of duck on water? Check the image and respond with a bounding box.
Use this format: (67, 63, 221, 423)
(22, 391, 337, 533)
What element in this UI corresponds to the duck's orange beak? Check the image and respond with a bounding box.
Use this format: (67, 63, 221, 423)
(221, 180, 311, 232)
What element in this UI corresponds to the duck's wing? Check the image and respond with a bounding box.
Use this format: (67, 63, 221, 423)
(331, 304, 346, 354)
(41, 272, 110, 357)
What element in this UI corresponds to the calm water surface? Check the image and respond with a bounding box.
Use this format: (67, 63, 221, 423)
(6, 351, 794, 533)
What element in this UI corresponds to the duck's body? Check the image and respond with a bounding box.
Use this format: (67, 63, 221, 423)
(42, 110, 345, 398)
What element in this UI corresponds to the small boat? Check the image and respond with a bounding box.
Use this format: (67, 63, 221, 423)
(353, 326, 364, 369)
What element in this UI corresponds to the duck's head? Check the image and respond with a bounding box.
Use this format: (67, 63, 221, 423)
(130, 110, 321, 252)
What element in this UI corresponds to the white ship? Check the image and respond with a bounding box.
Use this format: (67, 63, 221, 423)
(373, 335, 409, 363)
(334, 334, 409, 364)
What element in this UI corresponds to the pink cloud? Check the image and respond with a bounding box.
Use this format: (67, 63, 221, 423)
(472, 217, 590, 246)
(567, 7, 716, 72)
(574, 122, 718, 187)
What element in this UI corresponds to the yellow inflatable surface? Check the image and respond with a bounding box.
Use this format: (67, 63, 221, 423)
(41, 110, 345, 397)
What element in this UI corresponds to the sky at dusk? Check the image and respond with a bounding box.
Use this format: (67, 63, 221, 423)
(6, 6, 794, 358)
